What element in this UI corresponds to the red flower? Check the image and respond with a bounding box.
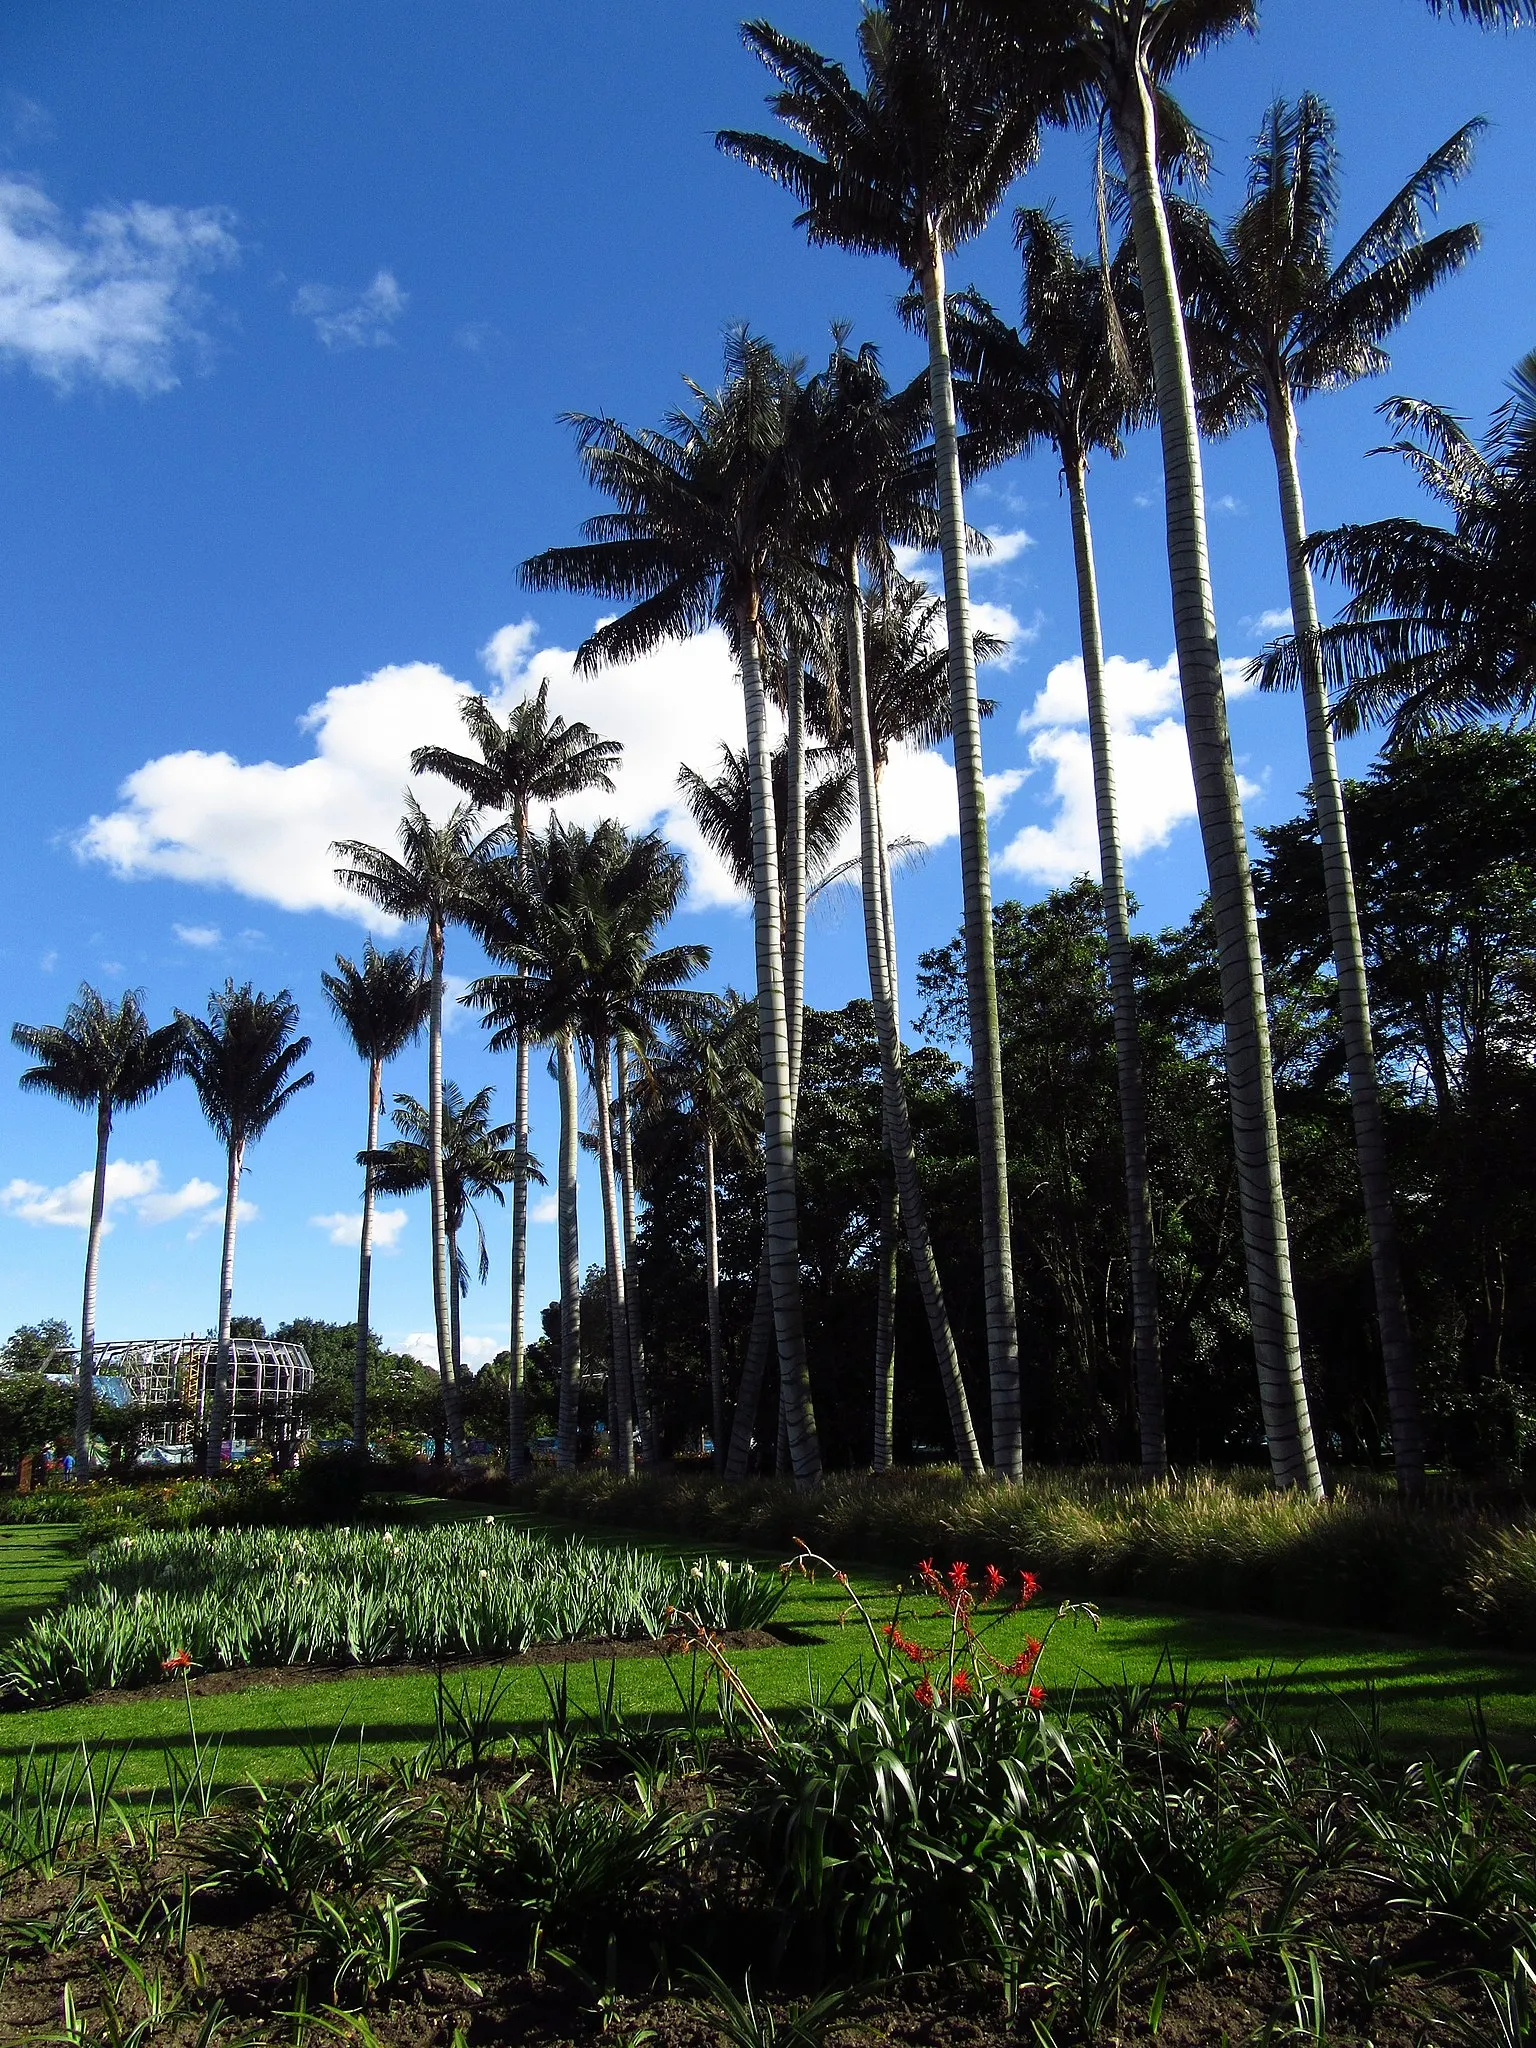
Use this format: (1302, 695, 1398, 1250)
(947, 1560, 971, 1594)
(1016, 1571, 1041, 1608)
(161, 1649, 194, 1674)
(912, 1678, 935, 1709)
(949, 1668, 973, 1697)
(1028, 1684, 1047, 1709)
(1008, 1647, 1037, 1679)
(917, 1558, 945, 1597)
(982, 1564, 1006, 1601)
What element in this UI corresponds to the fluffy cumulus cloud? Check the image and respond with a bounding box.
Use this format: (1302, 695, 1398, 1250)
(77, 621, 999, 920)
(398, 1329, 500, 1372)
(292, 269, 406, 350)
(173, 922, 221, 948)
(999, 653, 1258, 888)
(309, 1209, 407, 1251)
(0, 1159, 240, 1237)
(0, 176, 236, 393)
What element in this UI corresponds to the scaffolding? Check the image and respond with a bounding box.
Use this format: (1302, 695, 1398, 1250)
(54, 1339, 314, 1462)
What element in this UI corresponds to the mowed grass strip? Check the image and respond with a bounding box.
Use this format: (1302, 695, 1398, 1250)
(1, 1518, 1533, 1789)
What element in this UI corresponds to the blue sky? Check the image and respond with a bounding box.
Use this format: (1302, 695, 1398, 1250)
(1, 0, 1532, 1371)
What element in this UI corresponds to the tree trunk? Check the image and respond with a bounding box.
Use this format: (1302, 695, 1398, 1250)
(738, 598, 821, 1489)
(555, 1030, 582, 1472)
(724, 1244, 774, 1478)
(508, 1020, 530, 1482)
(75, 1098, 112, 1474)
(845, 567, 984, 1475)
(450, 1228, 463, 1401)
(617, 1036, 655, 1461)
(1108, 67, 1322, 1496)
(918, 234, 1023, 1479)
(785, 638, 808, 1112)
(1266, 387, 1424, 1494)
(704, 1126, 725, 1471)
(427, 922, 467, 1464)
(593, 1036, 635, 1478)
(205, 1137, 245, 1478)
(872, 1156, 898, 1473)
(1066, 456, 1167, 1479)
(353, 1056, 382, 1460)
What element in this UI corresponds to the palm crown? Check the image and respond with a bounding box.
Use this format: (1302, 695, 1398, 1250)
(678, 742, 854, 899)
(178, 982, 314, 1149)
(366, 1084, 518, 1288)
(411, 681, 621, 831)
(333, 794, 502, 940)
(321, 945, 427, 1067)
(13, 986, 183, 1122)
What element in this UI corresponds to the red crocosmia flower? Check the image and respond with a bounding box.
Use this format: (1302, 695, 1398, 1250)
(1028, 1685, 1047, 1709)
(912, 1678, 935, 1709)
(161, 1650, 194, 1674)
(1008, 1650, 1036, 1679)
(982, 1565, 1006, 1601)
(1017, 1571, 1041, 1607)
(917, 1558, 945, 1596)
(947, 1560, 971, 1594)
(949, 1668, 973, 1697)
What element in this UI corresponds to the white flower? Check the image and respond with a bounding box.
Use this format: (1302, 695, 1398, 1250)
(718, 1559, 732, 1574)
(484, 1515, 495, 1525)
(690, 1565, 704, 1581)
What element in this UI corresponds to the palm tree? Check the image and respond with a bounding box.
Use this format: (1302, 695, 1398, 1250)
(178, 982, 312, 1475)
(719, 4, 1038, 1475)
(1174, 100, 1482, 1494)
(364, 1085, 518, 1414)
(320, 945, 427, 1458)
(637, 995, 761, 1468)
(334, 796, 502, 1464)
(805, 337, 985, 1477)
(412, 683, 621, 1477)
(1259, 352, 1536, 735)
(522, 331, 827, 1488)
(11, 986, 183, 1470)
(1425, 1, 1527, 19)
(977, 0, 1323, 1495)
(945, 212, 1167, 1476)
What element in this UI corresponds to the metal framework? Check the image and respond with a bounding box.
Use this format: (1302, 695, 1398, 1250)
(53, 1339, 314, 1459)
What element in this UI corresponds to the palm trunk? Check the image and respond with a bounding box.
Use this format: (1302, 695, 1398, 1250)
(617, 1036, 655, 1461)
(353, 1056, 382, 1459)
(1109, 68, 1322, 1496)
(703, 1125, 725, 1471)
(75, 1098, 112, 1474)
(508, 1023, 530, 1482)
(845, 568, 983, 1474)
(555, 1030, 582, 1472)
(1266, 387, 1423, 1493)
(785, 640, 808, 1112)
(427, 923, 466, 1464)
(739, 599, 821, 1489)
(1066, 455, 1166, 1479)
(450, 1230, 463, 1397)
(918, 235, 1023, 1479)
(724, 1243, 774, 1478)
(593, 1036, 635, 1478)
(872, 1156, 898, 1472)
(205, 1136, 245, 1477)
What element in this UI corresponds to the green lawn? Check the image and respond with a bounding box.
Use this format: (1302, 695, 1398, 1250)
(1, 1507, 1532, 1792)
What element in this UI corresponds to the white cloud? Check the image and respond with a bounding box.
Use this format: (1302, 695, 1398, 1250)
(976, 527, 1033, 567)
(0, 176, 236, 393)
(173, 922, 221, 948)
(399, 1329, 500, 1372)
(530, 1193, 560, 1226)
(1248, 607, 1294, 639)
(293, 269, 406, 350)
(0, 1159, 228, 1234)
(1000, 653, 1258, 887)
(310, 1208, 407, 1250)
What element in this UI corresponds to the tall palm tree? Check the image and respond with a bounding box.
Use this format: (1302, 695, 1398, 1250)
(11, 986, 183, 1470)
(412, 683, 621, 1477)
(320, 945, 427, 1458)
(334, 796, 502, 1464)
(946, 212, 1166, 1477)
(806, 337, 985, 1477)
(178, 982, 312, 1476)
(979, 0, 1323, 1494)
(636, 995, 761, 1468)
(522, 331, 827, 1488)
(719, 4, 1039, 1474)
(364, 1084, 518, 1412)
(1259, 351, 1536, 735)
(1174, 100, 1482, 1494)
(1425, 1, 1527, 18)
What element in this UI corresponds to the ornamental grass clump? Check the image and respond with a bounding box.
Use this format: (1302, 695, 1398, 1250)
(0, 1521, 785, 1705)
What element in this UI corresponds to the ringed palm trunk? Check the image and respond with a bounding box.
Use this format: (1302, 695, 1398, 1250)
(785, 641, 808, 1111)
(703, 1125, 726, 1470)
(1266, 385, 1424, 1493)
(724, 1243, 775, 1478)
(449, 1230, 463, 1396)
(1108, 67, 1322, 1496)
(508, 1022, 530, 1481)
(918, 232, 1023, 1478)
(845, 569, 984, 1475)
(872, 1149, 898, 1472)
(555, 1030, 582, 1471)
(353, 1056, 383, 1459)
(739, 598, 821, 1488)
(593, 1035, 635, 1478)
(426, 923, 466, 1464)
(205, 1136, 245, 1477)
(617, 1037, 655, 1461)
(75, 1098, 112, 1473)
(1065, 453, 1167, 1479)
